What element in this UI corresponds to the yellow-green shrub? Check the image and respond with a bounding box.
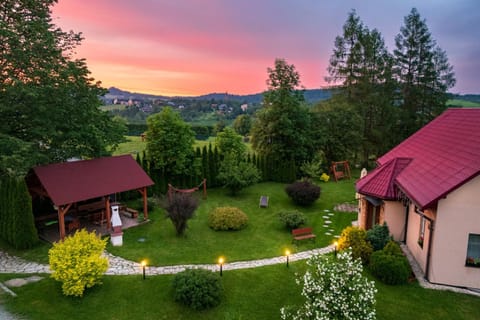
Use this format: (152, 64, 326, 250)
(337, 226, 373, 265)
(208, 207, 248, 231)
(49, 229, 108, 297)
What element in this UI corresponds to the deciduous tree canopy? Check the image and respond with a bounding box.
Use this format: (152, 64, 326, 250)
(251, 58, 315, 165)
(0, 0, 126, 177)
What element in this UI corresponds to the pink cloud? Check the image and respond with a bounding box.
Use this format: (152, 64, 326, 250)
(52, 1, 478, 95)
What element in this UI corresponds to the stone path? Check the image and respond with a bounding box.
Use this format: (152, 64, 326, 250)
(0, 246, 335, 277)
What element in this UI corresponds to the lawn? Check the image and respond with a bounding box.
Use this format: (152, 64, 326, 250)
(2, 263, 479, 320)
(108, 180, 357, 266)
(1, 178, 479, 319)
(112, 136, 253, 157)
(446, 99, 480, 107)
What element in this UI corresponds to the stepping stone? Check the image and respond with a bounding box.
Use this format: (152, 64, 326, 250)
(4, 278, 28, 287)
(328, 213, 334, 216)
(334, 235, 340, 238)
(329, 229, 334, 232)
(323, 209, 330, 212)
(323, 225, 329, 228)
(324, 220, 332, 224)
(325, 232, 332, 235)
(322, 215, 329, 219)
(137, 237, 147, 243)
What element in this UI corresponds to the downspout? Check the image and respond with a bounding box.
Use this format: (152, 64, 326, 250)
(402, 204, 409, 243)
(425, 220, 435, 282)
(414, 207, 435, 281)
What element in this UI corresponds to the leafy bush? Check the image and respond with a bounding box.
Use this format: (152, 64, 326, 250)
(164, 193, 199, 236)
(217, 153, 261, 196)
(337, 226, 373, 265)
(209, 207, 248, 231)
(383, 240, 404, 256)
(319, 173, 330, 182)
(285, 179, 321, 206)
(278, 210, 306, 230)
(369, 241, 411, 285)
(281, 249, 377, 320)
(133, 197, 157, 212)
(172, 268, 222, 310)
(48, 229, 108, 297)
(366, 223, 391, 251)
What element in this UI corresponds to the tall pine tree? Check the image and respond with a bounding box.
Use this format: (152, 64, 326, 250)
(394, 8, 455, 138)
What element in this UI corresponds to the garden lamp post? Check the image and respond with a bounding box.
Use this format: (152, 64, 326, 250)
(218, 257, 224, 277)
(285, 250, 291, 267)
(334, 241, 338, 257)
(141, 260, 147, 280)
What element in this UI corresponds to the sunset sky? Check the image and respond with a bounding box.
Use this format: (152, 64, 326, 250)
(52, 0, 479, 96)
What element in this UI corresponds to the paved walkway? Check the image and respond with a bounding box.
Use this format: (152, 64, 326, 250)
(2, 245, 480, 297)
(0, 246, 335, 276)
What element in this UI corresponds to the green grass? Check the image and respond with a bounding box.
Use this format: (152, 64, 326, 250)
(112, 135, 145, 156)
(112, 136, 216, 157)
(108, 181, 357, 266)
(446, 99, 480, 107)
(1, 179, 478, 319)
(2, 263, 479, 320)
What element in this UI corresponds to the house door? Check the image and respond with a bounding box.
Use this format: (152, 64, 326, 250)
(365, 202, 380, 229)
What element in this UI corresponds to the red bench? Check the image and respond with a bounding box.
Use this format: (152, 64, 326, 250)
(292, 227, 316, 243)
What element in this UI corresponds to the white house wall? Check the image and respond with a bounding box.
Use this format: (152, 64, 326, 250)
(430, 175, 480, 289)
(405, 204, 431, 273)
(383, 201, 406, 241)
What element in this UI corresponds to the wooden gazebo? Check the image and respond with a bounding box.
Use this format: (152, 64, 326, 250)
(27, 155, 154, 239)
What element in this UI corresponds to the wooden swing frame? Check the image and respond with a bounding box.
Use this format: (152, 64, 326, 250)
(167, 178, 207, 201)
(331, 161, 351, 182)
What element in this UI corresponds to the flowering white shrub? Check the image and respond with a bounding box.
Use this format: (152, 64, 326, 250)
(281, 249, 377, 320)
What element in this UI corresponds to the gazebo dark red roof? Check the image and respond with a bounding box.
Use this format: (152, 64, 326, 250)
(32, 155, 153, 206)
(356, 108, 480, 209)
(28, 155, 154, 239)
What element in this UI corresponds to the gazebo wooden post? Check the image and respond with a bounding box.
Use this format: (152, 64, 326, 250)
(105, 197, 111, 231)
(137, 187, 148, 220)
(58, 203, 73, 240)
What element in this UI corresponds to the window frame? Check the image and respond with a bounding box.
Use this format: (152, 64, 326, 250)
(418, 216, 425, 248)
(465, 233, 480, 268)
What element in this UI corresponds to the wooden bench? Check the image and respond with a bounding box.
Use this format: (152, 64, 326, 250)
(122, 207, 139, 219)
(259, 196, 269, 208)
(292, 227, 316, 243)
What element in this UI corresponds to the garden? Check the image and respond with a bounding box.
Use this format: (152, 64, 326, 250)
(1, 178, 480, 319)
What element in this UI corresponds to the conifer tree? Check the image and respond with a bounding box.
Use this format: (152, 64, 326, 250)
(394, 8, 455, 138)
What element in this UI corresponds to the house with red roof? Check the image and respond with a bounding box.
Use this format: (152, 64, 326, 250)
(356, 108, 480, 289)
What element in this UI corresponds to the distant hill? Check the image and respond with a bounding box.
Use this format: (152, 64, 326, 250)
(103, 87, 332, 104)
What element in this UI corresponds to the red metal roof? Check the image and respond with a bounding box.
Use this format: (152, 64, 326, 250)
(357, 108, 480, 209)
(356, 158, 412, 200)
(30, 155, 154, 206)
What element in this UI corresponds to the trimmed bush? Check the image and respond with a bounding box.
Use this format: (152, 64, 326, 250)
(48, 229, 108, 297)
(278, 210, 306, 230)
(369, 242, 411, 285)
(208, 207, 248, 231)
(172, 268, 222, 310)
(164, 193, 199, 236)
(366, 223, 391, 251)
(337, 226, 373, 265)
(285, 179, 321, 206)
(383, 240, 405, 256)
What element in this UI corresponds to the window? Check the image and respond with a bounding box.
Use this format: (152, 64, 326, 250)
(466, 234, 480, 268)
(418, 216, 425, 248)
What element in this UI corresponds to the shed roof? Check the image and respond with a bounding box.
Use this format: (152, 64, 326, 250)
(357, 108, 480, 209)
(29, 155, 154, 206)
